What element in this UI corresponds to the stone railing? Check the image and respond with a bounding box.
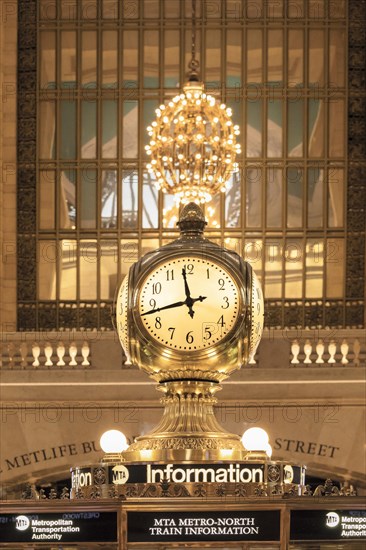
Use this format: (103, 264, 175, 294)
(0, 330, 364, 369)
(0, 333, 100, 369)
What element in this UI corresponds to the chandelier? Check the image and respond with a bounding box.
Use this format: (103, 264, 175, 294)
(145, 0, 241, 205)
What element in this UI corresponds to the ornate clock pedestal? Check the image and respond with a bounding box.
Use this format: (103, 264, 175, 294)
(117, 203, 264, 464)
(122, 380, 244, 462)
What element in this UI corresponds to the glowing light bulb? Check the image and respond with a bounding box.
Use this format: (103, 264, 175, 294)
(100, 430, 127, 454)
(241, 428, 269, 451)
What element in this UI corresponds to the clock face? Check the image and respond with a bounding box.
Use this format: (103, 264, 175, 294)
(136, 256, 241, 351)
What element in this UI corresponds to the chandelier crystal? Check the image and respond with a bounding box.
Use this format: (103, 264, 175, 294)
(146, 82, 241, 204)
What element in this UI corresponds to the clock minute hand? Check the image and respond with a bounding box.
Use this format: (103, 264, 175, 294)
(141, 300, 186, 316)
(182, 268, 192, 299)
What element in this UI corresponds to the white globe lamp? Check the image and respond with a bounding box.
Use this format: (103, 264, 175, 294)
(100, 430, 128, 463)
(242, 427, 270, 460)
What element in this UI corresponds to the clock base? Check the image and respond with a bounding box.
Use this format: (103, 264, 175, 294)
(121, 380, 247, 462)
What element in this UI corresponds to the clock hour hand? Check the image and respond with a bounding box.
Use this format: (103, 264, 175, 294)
(141, 300, 186, 316)
(186, 295, 207, 319)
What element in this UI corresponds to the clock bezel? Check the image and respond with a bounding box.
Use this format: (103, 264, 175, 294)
(131, 250, 248, 359)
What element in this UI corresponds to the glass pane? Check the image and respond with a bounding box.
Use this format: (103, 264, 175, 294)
(101, 170, 118, 228)
(307, 167, 324, 228)
(288, 0, 303, 18)
(308, 30, 324, 86)
(39, 102, 55, 159)
(267, 0, 283, 17)
(144, 0, 159, 17)
(61, 0, 76, 19)
(330, 0, 346, 18)
(267, 100, 283, 157)
(329, 30, 345, 87)
(244, 240, 263, 279)
(205, 29, 221, 86)
(60, 169, 76, 229)
(164, 30, 179, 88)
(308, 99, 324, 157)
(100, 240, 118, 299)
(285, 239, 303, 298)
(123, 101, 138, 158)
(329, 99, 345, 157)
(247, 0, 263, 18)
(122, 169, 138, 228)
(123, 0, 138, 18)
(142, 238, 160, 256)
(205, 0, 221, 17)
(309, 0, 324, 17)
(61, 31, 76, 87)
(226, 29, 242, 87)
(165, 0, 180, 17)
(265, 241, 282, 298)
(247, 30, 262, 84)
(225, 171, 241, 228)
(102, 31, 118, 88)
(144, 31, 159, 88)
(60, 100, 76, 159)
(328, 168, 344, 227)
(288, 99, 303, 157)
(288, 30, 303, 87)
(246, 166, 262, 227)
(102, 100, 118, 158)
(59, 239, 77, 300)
(287, 168, 303, 228)
(38, 241, 56, 300)
(268, 30, 283, 84)
(121, 239, 138, 277)
(123, 31, 138, 88)
(208, 193, 221, 229)
(40, 32, 56, 88)
(82, 0, 97, 19)
(103, 0, 118, 18)
(227, 0, 242, 18)
(39, 170, 55, 229)
(305, 239, 323, 298)
(163, 194, 178, 228)
(40, 0, 56, 19)
(143, 173, 159, 228)
(266, 167, 282, 227)
(247, 97, 262, 157)
(80, 168, 97, 229)
(81, 31, 97, 87)
(326, 239, 344, 298)
(81, 100, 97, 158)
(80, 240, 97, 299)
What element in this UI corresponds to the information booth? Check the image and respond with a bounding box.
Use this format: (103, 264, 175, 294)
(1, 497, 365, 550)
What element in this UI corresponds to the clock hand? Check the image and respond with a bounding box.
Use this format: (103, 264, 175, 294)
(186, 295, 207, 319)
(141, 300, 186, 316)
(141, 296, 207, 318)
(182, 268, 192, 299)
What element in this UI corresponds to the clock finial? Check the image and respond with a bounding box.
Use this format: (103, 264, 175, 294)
(177, 202, 207, 236)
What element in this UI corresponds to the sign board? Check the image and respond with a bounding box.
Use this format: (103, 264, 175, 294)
(71, 462, 304, 488)
(0, 512, 118, 543)
(127, 511, 281, 543)
(290, 510, 366, 541)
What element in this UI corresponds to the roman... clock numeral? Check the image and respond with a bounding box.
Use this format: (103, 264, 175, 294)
(168, 327, 175, 340)
(166, 269, 174, 281)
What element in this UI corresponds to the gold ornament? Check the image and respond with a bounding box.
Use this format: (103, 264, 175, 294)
(145, 81, 241, 205)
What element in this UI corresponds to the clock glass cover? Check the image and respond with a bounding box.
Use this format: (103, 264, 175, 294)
(137, 256, 241, 351)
